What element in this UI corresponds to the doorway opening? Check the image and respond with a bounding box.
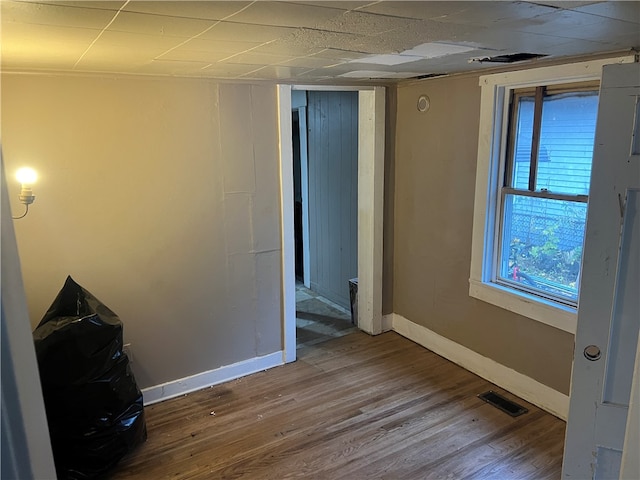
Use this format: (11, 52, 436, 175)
(292, 90, 359, 349)
(278, 85, 386, 363)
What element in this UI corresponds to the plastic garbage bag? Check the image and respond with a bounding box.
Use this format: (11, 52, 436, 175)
(33, 276, 146, 480)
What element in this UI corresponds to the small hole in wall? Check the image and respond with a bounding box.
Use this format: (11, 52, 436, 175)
(417, 95, 430, 113)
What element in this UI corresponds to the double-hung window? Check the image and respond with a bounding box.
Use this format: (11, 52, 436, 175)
(469, 57, 634, 333)
(499, 83, 598, 305)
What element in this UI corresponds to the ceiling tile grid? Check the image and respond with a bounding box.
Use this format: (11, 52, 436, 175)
(1, 0, 638, 82)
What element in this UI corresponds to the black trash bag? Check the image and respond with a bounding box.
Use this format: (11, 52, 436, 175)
(33, 276, 146, 480)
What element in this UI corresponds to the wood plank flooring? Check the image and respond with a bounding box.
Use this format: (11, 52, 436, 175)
(109, 331, 565, 479)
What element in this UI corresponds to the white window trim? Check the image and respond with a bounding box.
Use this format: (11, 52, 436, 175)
(470, 55, 636, 334)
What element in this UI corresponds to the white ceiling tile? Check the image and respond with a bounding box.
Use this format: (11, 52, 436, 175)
(555, 22, 640, 44)
(295, 73, 338, 81)
(239, 64, 313, 79)
(514, 10, 639, 41)
(289, 2, 371, 11)
(21, 1, 127, 11)
(339, 70, 423, 78)
(227, 2, 343, 28)
(572, 1, 640, 23)
(278, 55, 350, 69)
(1, 0, 116, 29)
(200, 62, 267, 77)
(509, 9, 603, 35)
(280, 28, 404, 55)
(435, 1, 558, 27)
(132, 59, 214, 76)
(196, 22, 296, 43)
(310, 48, 369, 61)
(158, 51, 226, 64)
(542, 38, 624, 57)
(0, 0, 636, 82)
(226, 51, 301, 66)
(403, 42, 477, 58)
(123, 1, 253, 20)
(73, 58, 151, 71)
(459, 27, 572, 52)
(1, 22, 98, 66)
(347, 53, 422, 66)
(157, 49, 248, 65)
(314, 10, 423, 36)
(396, 19, 489, 47)
(357, 1, 471, 20)
(84, 30, 187, 56)
(161, 38, 264, 60)
(251, 40, 326, 57)
(601, 31, 640, 48)
(0, 56, 77, 70)
(107, 11, 217, 38)
(77, 50, 159, 69)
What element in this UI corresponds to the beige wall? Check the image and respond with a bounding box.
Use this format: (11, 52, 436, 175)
(3, 69, 575, 396)
(2, 73, 282, 389)
(393, 74, 574, 394)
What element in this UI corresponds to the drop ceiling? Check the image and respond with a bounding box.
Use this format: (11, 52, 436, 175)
(1, 0, 639, 82)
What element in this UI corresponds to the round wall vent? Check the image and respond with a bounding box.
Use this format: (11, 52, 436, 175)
(417, 95, 430, 113)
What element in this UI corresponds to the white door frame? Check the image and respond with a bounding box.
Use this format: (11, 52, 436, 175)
(1, 157, 57, 479)
(278, 85, 386, 362)
(297, 105, 311, 288)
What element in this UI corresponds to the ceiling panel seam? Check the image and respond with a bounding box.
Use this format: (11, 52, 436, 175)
(153, 1, 258, 61)
(73, 0, 131, 69)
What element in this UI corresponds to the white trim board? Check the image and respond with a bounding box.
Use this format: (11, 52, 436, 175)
(277, 84, 297, 364)
(382, 313, 393, 332)
(357, 87, 386, 335)
(391, 313, 569, 420)
(141, 352, 283, 406)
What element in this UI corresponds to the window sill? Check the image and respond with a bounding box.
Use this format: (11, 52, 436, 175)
(469, 279, 577, 334)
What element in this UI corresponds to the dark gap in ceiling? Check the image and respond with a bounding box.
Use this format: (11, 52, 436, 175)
(410, 73, 448, 80)
(471, 53, 549, 64)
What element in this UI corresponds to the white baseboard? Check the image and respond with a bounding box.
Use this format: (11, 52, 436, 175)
(391, 313, 569, 420)
(141, 351, 284, 406)
(382, 313, 393, 332)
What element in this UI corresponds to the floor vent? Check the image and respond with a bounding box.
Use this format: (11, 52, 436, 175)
(478, 390, 528, 417)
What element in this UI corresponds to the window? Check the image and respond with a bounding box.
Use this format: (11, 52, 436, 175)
(498, 84, 598, 306)
(469, 57, 635, 334)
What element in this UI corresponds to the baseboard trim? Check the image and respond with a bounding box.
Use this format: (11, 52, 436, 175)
(391, 313, 569, 420)
(142, 351, 284, 406)
(382, 313, 393, 332)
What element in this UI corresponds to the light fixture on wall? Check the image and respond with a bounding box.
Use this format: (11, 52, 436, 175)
(13, 167, 37, 219)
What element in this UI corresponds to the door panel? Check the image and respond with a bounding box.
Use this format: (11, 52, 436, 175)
(307, 91, 358, 309)
(603, 190, 640, 406)
(562, 63, 640, 479)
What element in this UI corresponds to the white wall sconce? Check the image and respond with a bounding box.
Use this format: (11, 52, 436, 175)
(13, 167, 37, 219)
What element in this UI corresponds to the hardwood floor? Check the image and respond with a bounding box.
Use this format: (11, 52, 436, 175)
(109, 331, 565, 479)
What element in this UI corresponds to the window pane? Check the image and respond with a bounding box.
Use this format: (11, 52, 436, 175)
(499, 194, 587, 303)
(511, 96, 534, 190)
(536, 92, 599, 195)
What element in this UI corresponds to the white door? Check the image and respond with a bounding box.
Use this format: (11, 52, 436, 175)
(562, 62, 640, 479)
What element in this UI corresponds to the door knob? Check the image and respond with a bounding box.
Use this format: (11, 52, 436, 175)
(584, 345, 601, 361)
